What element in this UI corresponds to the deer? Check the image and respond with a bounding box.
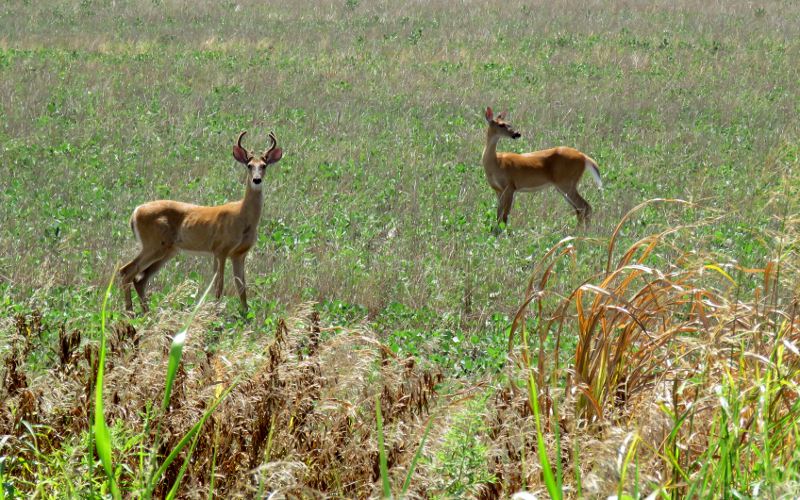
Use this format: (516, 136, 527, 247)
(120, 131, 283, 314)
(481, 107, 602, 231)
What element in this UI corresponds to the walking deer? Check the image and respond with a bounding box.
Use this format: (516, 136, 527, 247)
(120, 131, 283, 313)
(481, 107, 602, 230)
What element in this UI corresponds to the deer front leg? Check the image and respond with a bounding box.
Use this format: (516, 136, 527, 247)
(213, 254, 227, 300)
(122, 280, 135, 313)
(231, 254, 248, 312)
(495, 191, 503, 223)
(496, 185, 516, 228)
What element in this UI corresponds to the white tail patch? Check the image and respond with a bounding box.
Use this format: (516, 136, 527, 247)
(131, 205, 143, 246)
(585, 158, 603, 189)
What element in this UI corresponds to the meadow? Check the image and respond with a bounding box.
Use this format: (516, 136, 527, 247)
(1, 0, 799, 497)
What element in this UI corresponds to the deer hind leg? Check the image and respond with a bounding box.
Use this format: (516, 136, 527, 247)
(559, 188, 593, 228)
(120, 257, 140, 312)
(133, 249, 177, 313)
(120, 250, 168, 313)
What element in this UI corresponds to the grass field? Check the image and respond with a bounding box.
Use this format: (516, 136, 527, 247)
(1, 0, 800, 497)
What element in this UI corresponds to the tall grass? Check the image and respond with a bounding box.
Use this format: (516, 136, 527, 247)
(87, 277, 242, 497)
(92, 272, 121, 499)
(141, 279, 217, 497)
(504, 196, 800, 497)
(375, 395, 392, 498)
(1, 297, 444, 496)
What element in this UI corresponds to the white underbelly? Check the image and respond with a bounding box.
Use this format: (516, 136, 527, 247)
(517, 185, 549, 193)
(182, 249, 214, 258)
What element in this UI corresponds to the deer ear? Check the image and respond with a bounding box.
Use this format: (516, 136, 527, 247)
(497, 110, 507, 120)
(264, 147, 283, 165)
(485, 107, 494, 122)
(233, 145, 250, 164)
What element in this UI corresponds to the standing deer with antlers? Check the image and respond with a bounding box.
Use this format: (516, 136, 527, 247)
(120, 131, 283, 314)
(482, 107, 602, 230)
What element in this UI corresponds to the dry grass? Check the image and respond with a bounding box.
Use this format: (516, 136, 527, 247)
(493, 198, 800, 497)
(1, 301, 445, 497)
(2, 199, 798, 497)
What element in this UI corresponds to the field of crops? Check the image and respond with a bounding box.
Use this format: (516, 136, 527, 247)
(1, 0, 799, 497)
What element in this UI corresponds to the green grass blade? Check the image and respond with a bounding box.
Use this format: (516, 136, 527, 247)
(159, 378, 240, 497)
(375, 395, 392, 498)
(145, 279, 215, 497)
(527, 372, 561, 500)
(573, 438, 581, 498)
(207, 428, 218, 500)
(0, 439, 8, 500)
(551, 395, 563, 494)
(93, 271, 121, 500)
(138, 402, 153, 489)
(400, 416, 434, 496)
(519, 316, 560, 500)
(162, 279, 214, 413)
(617, 433, 640, 499)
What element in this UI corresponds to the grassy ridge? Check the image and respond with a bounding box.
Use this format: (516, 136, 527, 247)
(1, 0, 800, 497)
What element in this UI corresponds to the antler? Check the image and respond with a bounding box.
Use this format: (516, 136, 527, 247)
(236, 130, 253, 160)
(262, 132, 277, 159)
(236, 131, 247, 148)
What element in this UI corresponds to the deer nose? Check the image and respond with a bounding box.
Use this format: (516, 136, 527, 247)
(512, 132, 521, 139)
(253, 178, 262, 185)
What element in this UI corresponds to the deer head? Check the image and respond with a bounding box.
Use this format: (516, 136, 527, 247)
(485, 107, 521, 140)
(233, 131, 283, 189)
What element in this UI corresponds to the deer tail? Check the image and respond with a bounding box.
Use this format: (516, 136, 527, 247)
(584, 155, 603, 190)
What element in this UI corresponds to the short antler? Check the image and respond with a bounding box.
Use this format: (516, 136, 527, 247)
(262, 131, 277, 159)
(238, 131, 250, 155)
(233, 131, 252, 164)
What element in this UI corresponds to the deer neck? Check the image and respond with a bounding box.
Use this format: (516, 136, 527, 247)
(240, 184, 264, 225)
(482, 129, 502, 174)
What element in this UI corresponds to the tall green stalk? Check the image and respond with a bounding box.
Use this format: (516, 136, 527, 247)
(93, 272, 121, 500)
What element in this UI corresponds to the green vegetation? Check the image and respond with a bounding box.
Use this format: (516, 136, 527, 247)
(1, 0, 799, 497)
